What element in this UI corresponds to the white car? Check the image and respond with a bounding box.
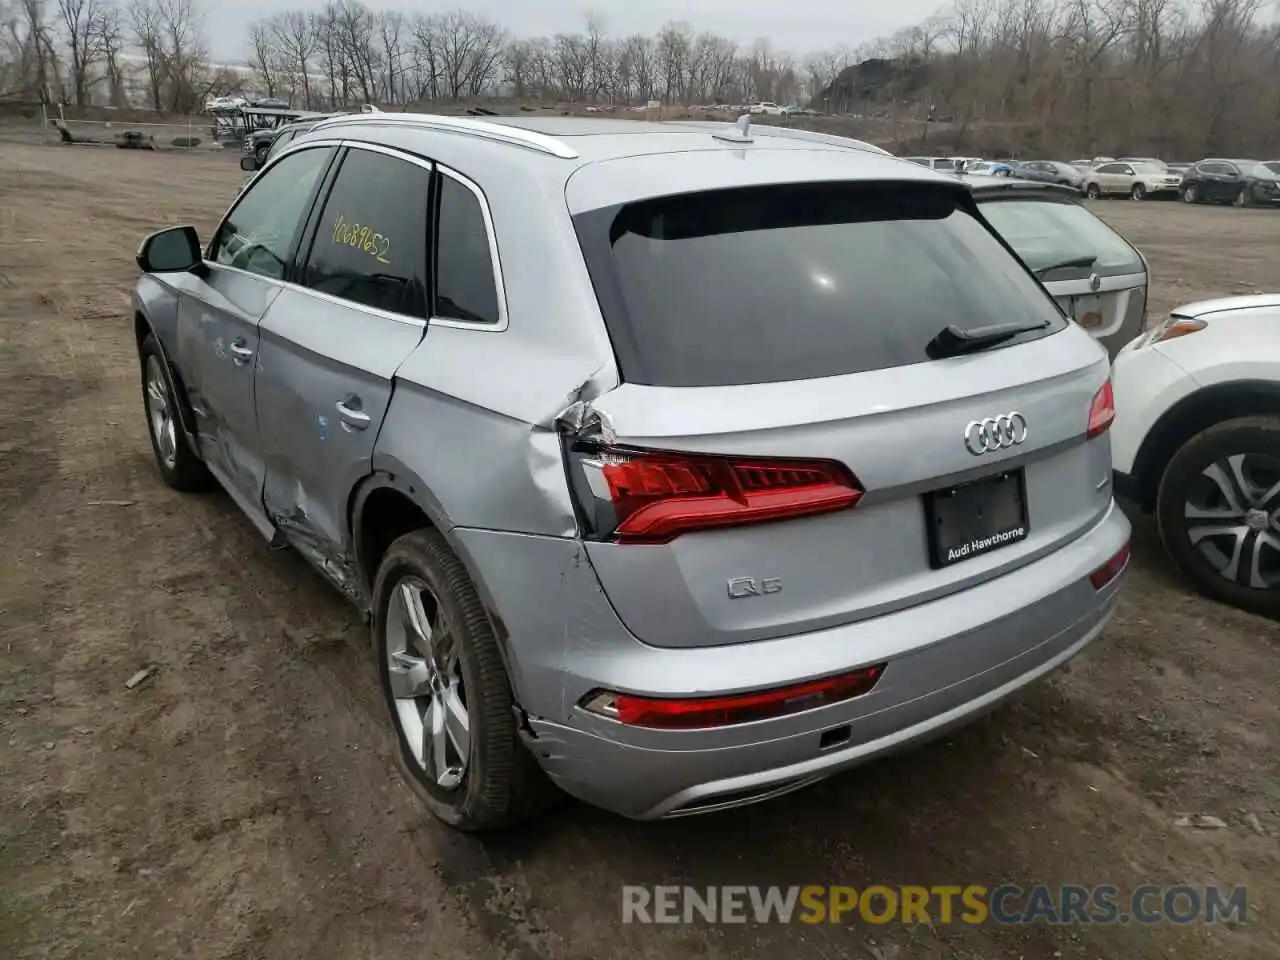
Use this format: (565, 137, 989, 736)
(1110, 295, 1280, 615)
(1084, 160, 1183, 200)
(749, 102, 783, 115)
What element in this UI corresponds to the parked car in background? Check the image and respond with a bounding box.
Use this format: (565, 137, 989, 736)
(749, 101, 783, 115)
(972, 179, 1148, 359)
(1011, 160, 1085, 190)
(241, 114, 344, 171)
(1111, 294, 1280, 616)
(1083, 160, 1182, 200)
(903, 156, 962, 172)
(1179, 159, 1280, 207)
(961, 160, 1014, 177)
(131, 113, 1128, 828)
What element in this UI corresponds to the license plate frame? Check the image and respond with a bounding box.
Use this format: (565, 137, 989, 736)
(924, 469, 1030, 569)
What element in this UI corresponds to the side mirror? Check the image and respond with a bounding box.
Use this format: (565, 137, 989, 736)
(137, 225, 202, 273)
(240, 155, 259, 172)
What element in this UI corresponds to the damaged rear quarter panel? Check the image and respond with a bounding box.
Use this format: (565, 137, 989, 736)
(379, 324, 616, 537)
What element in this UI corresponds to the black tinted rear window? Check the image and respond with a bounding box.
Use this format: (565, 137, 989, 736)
(574, 183, 1066, 387)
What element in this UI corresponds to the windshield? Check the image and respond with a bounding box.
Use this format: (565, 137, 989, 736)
(573, 183, 1065, 387)
(978, 198, 1142, 275)
(1266, 162, 1280, 176)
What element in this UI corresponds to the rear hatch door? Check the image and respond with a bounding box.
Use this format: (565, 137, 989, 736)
(568, 175, 1115, 649)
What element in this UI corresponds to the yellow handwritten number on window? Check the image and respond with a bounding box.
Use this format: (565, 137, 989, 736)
(331, 213, 391, 265)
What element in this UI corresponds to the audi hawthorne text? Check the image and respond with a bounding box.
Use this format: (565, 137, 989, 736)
(131, 113, 1130, 829)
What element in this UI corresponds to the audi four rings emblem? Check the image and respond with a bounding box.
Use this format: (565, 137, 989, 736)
(964, 412, 1028, 455)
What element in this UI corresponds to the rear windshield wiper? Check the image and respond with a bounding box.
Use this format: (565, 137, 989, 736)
(927, 320, 1049, 359)
(1033, 254, 1098, 277)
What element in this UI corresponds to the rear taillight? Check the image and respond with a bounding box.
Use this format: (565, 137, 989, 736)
(566, 443, 863, 544)
(1089, 542, 1130, 589)
(1087, 379, 1115, 439)
(579, 664, 886, 729)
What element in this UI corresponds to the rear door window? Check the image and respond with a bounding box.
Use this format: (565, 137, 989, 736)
(574, 183, 1066, 388)
(299, 146, 430, 317)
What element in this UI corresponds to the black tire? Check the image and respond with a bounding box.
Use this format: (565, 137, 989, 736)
(139, 333, 212, 492)
(254, 143, 269, 166)
(1182, 184, 1198, 203)
(371, 529, 555, 830)
(1155, 416, 1280, 618)
(1085, 183, 1101, 200)
(1131, 183, 1146, 201)
(1233, 188, 1248, 208)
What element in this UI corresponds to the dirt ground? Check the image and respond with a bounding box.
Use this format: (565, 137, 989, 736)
(1, 142, 1277, 960)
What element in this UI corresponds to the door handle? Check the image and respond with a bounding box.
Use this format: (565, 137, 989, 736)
(229, 340, 254, 364)
(336, 398, 371, 430)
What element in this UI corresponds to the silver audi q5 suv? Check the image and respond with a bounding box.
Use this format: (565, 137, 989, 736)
(132, 113, 1131, 829)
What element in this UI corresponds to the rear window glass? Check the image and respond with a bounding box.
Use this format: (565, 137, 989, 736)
(574, 183, 1065, 388)
(979, 198, 1141, 275)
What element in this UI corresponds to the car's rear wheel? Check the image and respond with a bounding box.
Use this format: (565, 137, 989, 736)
(1130, 183, 1146, 200)
(1182, 184, 1198, 203)
(1156, 416, 1280, 617)
(1085, 183, 1101, 200)
(371, 528, 554, 830)
(139, 333, 211, 492)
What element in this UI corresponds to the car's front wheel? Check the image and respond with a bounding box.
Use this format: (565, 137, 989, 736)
(254, 143, 269, 167)
(1182, 184, 1198, 203)
(1085, 183, 1101, 199)
(139, 333, 211, 491)
(1156, 416, 1280, 617)
(1130, 183, 1146, 200)
(1233, 187, 1249, 208)
(371, 528, 553, 830)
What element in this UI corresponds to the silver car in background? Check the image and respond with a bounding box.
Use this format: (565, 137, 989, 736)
(973, 179, 1149, 358)
(131, 115, 1130, 829)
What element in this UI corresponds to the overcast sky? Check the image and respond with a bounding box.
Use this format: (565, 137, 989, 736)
(210, 0, 946, 62)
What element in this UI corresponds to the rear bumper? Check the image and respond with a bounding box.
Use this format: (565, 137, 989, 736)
(453, 502, 1130, 820)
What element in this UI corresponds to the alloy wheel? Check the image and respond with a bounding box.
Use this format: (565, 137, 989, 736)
(385, 577, 471, 790)
(145, 355, 177, 469)
(1182, 453, 1280, 590)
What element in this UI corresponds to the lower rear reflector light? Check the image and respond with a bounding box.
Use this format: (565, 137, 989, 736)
(579, 665, 887, 730)
(1089, 542, 1131, 590)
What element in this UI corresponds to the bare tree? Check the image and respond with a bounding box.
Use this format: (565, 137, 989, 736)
(92, 0, 125, 105)
(128, 0, 162, 109)
(247, 19, 281, 98)
(56, 0, 101, 104)
(272, 10, 316, 107)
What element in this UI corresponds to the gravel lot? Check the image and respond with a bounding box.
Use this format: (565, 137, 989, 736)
(1, 143, 1277, 960)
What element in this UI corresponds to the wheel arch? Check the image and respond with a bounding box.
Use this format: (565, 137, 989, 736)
(134, 308, 200, 444)
(1133, 380, 1280, 511)
(348, 467, 519, 686)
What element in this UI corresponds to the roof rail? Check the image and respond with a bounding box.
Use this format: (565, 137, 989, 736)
(308, 112, 580, 159)
(668, 120, 891, 157)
